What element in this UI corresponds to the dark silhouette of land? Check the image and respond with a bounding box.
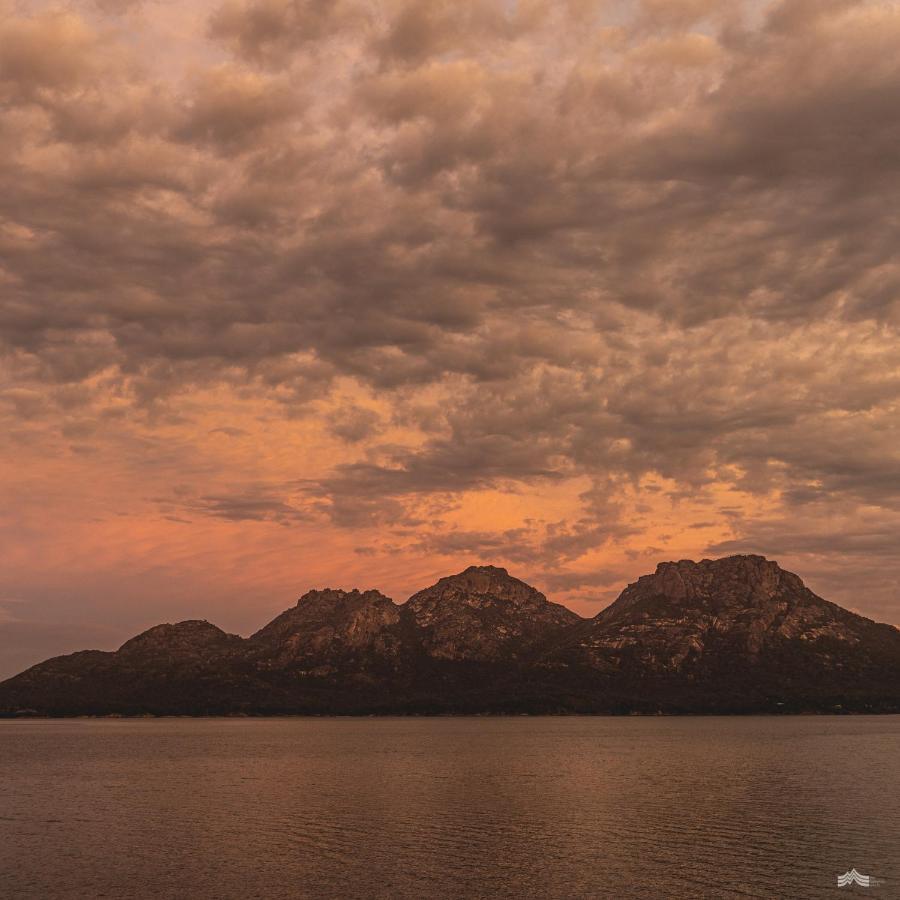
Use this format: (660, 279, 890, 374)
(2, 555, 899, 715)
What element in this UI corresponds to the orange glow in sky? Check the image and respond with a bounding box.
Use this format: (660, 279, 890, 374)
(2, 0, 900, 676)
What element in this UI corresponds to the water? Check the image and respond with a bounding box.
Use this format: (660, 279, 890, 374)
(1, 717, 898, 899)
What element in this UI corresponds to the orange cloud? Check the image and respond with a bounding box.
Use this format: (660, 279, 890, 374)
(2, 0, 900, 676)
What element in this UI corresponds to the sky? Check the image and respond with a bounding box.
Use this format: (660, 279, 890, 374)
(1, 0, 899, 678)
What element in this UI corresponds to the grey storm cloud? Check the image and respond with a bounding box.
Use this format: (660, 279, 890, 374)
(181, 490, 312, 524)
(1, 0, 900, 622)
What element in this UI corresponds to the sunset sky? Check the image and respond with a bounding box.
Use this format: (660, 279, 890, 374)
(1, 0, 899, 677)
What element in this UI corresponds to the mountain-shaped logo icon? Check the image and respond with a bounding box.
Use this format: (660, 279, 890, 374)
(837, 868, 882, 887)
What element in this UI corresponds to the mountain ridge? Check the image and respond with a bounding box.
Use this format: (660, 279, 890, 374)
(2, 556, 898, 716)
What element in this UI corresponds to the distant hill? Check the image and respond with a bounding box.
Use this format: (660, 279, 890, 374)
(2, 556, 899, 715)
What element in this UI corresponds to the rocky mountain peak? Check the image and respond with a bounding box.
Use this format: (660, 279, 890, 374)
(573, 554, 886, 677)
(462, 564, 510, 577)
(118, 620, 238, 655)
(413, 564, 540, 606)
(405, 564, 581, 661)
(613, 554, 807, 616)
(293, 588, 392, 608)
(250, 587, 401, 664)
(2, 556, 900, 715)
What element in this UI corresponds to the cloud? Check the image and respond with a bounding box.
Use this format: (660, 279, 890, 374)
(326, 404, 382, 443)
(0, 11, 101, 98)
(406, 516, 635, 569)
(208, 0, 368, 66)
(177, 486, 313, 524)
(173, 65, 298, 151)
(539, 568, 626, 593)
(1, 0, 900, 679)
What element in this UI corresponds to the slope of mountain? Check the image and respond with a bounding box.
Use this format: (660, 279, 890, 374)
(406, 565, 580, 662)
(0, 621, 251, 715)
(542, 555, 900, 712)
(250, 588, 409, 675)
(1, 557, 898, 715)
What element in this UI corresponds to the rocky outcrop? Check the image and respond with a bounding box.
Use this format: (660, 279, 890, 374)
(118, 620, 244, 658)
(250, 589, 407, 675)
(1, 556, 898, 715)
(541, 556, 900, 711)
(557, 555, 897, 669)
(406, 565, 580, 661)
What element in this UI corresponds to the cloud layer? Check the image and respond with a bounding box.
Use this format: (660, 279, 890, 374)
(1, 0, 899, 675)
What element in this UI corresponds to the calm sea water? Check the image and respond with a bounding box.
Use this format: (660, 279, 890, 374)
(1, 717, 898, 899)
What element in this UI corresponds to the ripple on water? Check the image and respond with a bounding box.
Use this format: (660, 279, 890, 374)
(1, 716, 899, 899)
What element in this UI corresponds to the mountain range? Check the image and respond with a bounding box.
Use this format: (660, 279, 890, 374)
(2, 555, 899, 715)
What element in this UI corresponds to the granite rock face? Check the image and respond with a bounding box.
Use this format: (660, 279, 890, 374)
(560, 555, 887, 668)
(406, 565, 580, 662)
(1, 556, 898, 715)
(118, 620, 244, 658)
(250, 589, 407, 676)
(543, 556, 900, 710)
